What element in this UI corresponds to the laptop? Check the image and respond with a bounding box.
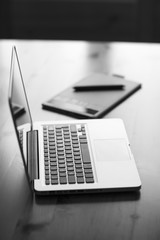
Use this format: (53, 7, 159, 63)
(8, 46, 141, 194)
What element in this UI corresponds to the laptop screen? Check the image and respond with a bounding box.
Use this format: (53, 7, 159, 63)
(8, 47, 33, 178)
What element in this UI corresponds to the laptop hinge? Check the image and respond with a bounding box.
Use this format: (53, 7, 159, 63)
(27, 130, 39, 181)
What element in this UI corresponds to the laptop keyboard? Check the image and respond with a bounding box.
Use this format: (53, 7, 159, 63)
(19, 130, 23, 148)
(43, 124, 94, 185)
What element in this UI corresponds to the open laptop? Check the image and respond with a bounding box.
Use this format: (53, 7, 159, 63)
(8, 46, 141, 194)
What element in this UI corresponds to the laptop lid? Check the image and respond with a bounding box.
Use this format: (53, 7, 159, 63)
(8, 46, 33, 185)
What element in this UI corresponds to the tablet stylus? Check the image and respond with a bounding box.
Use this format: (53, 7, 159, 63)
(73, 85, 125, 91)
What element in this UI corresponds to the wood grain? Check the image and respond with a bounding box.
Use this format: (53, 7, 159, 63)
(1, 40, 160, 240)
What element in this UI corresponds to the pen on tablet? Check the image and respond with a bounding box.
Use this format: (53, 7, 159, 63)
(73, 84, 125, 91)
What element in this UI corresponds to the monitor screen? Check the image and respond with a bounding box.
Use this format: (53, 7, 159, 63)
(8, 46, 32, 181)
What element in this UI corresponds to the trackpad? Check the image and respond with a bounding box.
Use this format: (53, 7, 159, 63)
(94, 139, 131, 161)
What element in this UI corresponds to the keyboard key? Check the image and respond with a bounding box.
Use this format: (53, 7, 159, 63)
(73, 152, 81, 156)
(45, 175, 50, 180)
(51, 170, 58, 175)
(71, 136, 78, 141)
(79, 135, 87, 140)
(72, 140, 79, 144)
(73, 147, 80, 152)
(67, 166, 74, 171)
(72, 144, 79, 148)
(66, 154, 72, 158)
(83, 163, 92, 169)
(77, 177, 84, 184)
(74, 160, 82, 164)
(58, 163, 66, 168)
(85, 173, 94, 178)
(74, 156, 81, 160)
(50, 162, 57, 167)
(64, 142, 71, 146)
(51, 175, 58, 180)
(86, 178, 94, 183)
(76, 168, 83, 173)
(84, 168, 93, 174)
(70, 125, 77, 132)
(51, 179, 58, 185)
(68, 175, 76, 184)
(67, 162, 74, 167)
(58, 159, 65, 164)
(60, 177, 67, 184)
(66, 159, 74, 164)
(59, 168, 66, 173)
(58, 156, 65, 160)
(75, 163, 82, 169)
(80, 143, 91, 164)
(59, 172, 67, 177)
(49, 146, 56, 150)
(65, 150, 72, 154)
(50, 159, 57, 164)
(45, 170, 49, 175)
(57, 147, 64, 151)
(68, 171, 75, 176)
(65, 146, 72, 150)
(49, 137, 55, 142)
(76, 172, 84, 178)
(45, 179, 50, 185)
(50, 154, 56, 158)
(49, 149, 56, 154)
(64, 135, 70, 139)
(48, 126, 54, 130)
(71, 132, 77, 137)
(79, 139, 88, 144)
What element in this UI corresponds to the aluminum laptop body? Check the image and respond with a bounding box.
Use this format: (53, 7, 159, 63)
(8, 47, 141, 194)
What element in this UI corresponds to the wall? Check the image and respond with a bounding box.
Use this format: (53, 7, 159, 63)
(0, 0, 158, 42)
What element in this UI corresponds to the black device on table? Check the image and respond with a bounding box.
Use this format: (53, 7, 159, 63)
(42, 73, 141, 119)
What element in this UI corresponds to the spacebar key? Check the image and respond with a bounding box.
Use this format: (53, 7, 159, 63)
(80, 143, 91, 164)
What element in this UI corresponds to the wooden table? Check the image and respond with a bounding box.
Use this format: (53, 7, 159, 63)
(0, 40, 160, 240)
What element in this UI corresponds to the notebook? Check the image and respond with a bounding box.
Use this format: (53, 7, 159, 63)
(42, 73, 141, 119)
(8, 46, 141, 194)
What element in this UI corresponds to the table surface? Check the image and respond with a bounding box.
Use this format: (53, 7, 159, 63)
(0, 40, 160, 240)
